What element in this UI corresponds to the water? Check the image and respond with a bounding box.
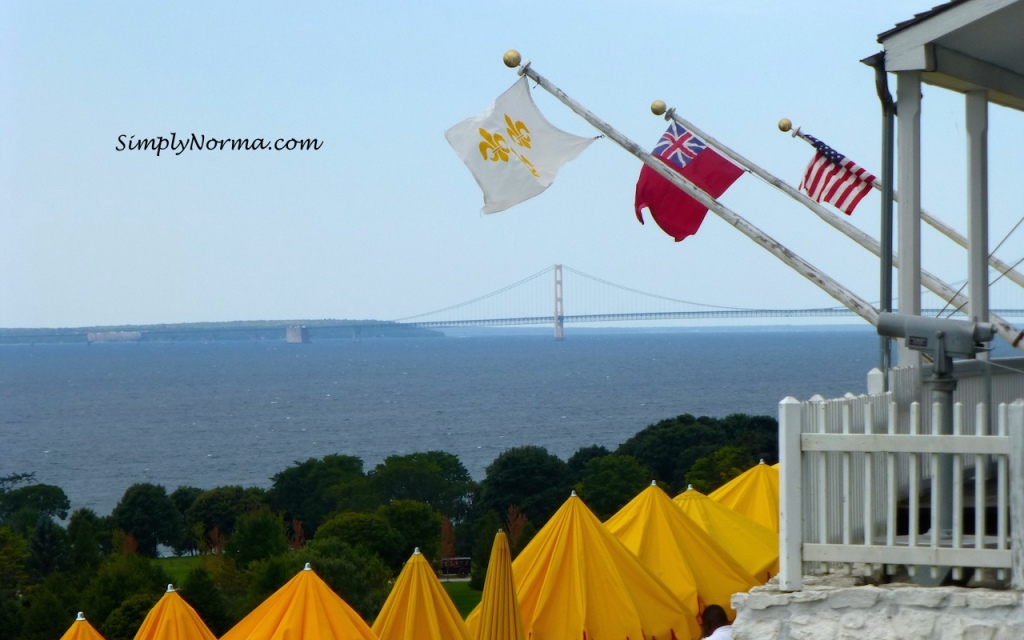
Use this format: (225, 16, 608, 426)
(1, 326, 879, 516)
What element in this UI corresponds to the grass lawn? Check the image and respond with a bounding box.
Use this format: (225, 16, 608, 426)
(155, 555, 202, 587)
(442, 580, 482, 618)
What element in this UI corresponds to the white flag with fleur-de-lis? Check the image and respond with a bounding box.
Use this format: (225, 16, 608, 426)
(445, 77, 597, 213)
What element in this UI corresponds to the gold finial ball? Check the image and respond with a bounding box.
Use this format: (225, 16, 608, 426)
(503, 50, 522, 68)
(778, 118, 792, 132)
(650, 100, 667, 116)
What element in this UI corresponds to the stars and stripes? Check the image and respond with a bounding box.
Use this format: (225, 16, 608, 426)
(653, 122, 708, 169)
(799, 135, 876, 215)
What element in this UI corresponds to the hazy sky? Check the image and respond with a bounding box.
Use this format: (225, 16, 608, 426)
(3, 1, 1023, 328)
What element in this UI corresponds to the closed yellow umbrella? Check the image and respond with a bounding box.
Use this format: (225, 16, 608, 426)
(674, 486, 779, 582)
(221, 563, 378, 640)
(133, 585, 217, 640)
(467, 492, 697, 640)
(472, 531, 525, 640)
(709, 460, 780, 532)
(372, 548, 471, 640)
(605, 483, 759, 622)
(60, 613, 106, 640)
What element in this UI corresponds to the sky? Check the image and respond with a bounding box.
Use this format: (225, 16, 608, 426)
(3, 1, 1024, 329)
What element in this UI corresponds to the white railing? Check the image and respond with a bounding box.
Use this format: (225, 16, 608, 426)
(778, 394, 1024, 591)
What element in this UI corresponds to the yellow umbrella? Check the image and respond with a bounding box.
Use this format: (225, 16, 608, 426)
(472, 531, 525, 640)
(372, 548, 471, 640)
(133, 585, 217, 640)
(467, 492, 698, 640)
(221, 563, 378, 640)
(709, 460, 780, 532)
(60, 613, 106, 640)
(605, 483, 759, 622)
(673, 486, 779, 582)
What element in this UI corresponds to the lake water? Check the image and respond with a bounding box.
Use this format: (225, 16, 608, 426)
(1, 326, 881, 516)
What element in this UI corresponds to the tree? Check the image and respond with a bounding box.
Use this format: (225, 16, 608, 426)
(0, 527, 28, 640)
(566, 445, 610, 484)
(0, 484, 70, 535)
(575, 454, 652, 520)
(81, 553, 169, 633)
(376, 500, 442, 562)
(686, 445, 757, 494)
(267, 455, 366, 538)
(369, 452, 473, 521)
(185, 486, 265, 545)
(67, 508, 105, 576)
(476, 446, 571, 526)
(28, 515, 70, 580)
(468, 511, 502, 590)
(19, 579, 75, 640)
(100, 592, 160, 640)
(110, 483, 180, 558)
(181, 566, 232, 636)
(224, 507, 288, 569)
(314, 512, 405, 570)
(169, 486, 203, 556)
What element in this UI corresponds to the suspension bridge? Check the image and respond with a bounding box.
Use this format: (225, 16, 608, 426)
(392, 264, 1024, 340)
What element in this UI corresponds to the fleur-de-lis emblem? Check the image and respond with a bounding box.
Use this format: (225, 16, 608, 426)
(505, 115, 531, 149)
(478, 113, 539, 178)
(478, 129, 510, 163)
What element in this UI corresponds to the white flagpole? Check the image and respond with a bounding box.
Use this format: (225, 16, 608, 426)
(784, 122, 1024, 291)
(658, 107, 1024, 351)
(500, 51, 879, 326)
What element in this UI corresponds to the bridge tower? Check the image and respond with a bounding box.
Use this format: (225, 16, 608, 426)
(553, 264, 565, 340)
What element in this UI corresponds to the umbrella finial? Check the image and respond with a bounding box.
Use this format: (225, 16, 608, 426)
(651, 480, 657, 486)
(759, 459, 766, 465)
(687, 484, 693, 491)
(570, 489, 577, 497)
(76, 612, 85, 621)
(166, 584, 174, 592)
(413, 547, 420, 554)
(303, 562, 312, 571)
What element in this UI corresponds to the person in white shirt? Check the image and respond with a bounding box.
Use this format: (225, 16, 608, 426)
(701, 604, 732, 640)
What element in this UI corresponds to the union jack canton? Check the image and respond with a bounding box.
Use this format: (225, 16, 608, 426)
(652, 122, 707, 170)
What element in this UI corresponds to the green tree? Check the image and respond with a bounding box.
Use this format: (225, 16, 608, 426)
(19, 579, 75, 640)
(476, 446, 571, 526)
(224, 507, 288, 569)
(0, 527, 29, 640)
(101, 592, 160, 640)
(566, 445, 610, 484)
(110, 483, 180, 558)
(81, 552, 169, 630)
(315, 512, 405, 570)
(169, 486, 203, 556)
(247, 538, 392, 622)
(267, 455, 366, 538)
(376, 500, 443, 562)
(468, 511, 502, 590)
(685, 445, 757, 494)
(185, 486, 265, 544)
(67, 508, 105, 576)
(369, 452, 473, 520)
(28, 515, 70, 580)
(0, 484, 70, 535)
(181, 566, 232, 635)
(575, 454, 652, 520)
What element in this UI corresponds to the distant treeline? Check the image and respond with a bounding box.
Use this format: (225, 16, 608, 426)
(0, 412, 776, 640)
(0, 320, 442, 344)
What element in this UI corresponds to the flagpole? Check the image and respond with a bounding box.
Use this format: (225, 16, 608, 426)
(656, 107, 1024, 351)
(783, 122, 1024, 291)
(501, 51, 879, 326)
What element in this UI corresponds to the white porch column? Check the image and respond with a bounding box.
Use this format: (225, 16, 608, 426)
(897, 71, 922, 368)
(966, 90, 989, 324)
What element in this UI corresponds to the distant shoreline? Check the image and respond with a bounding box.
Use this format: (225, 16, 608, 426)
(0, 319, 443, 344)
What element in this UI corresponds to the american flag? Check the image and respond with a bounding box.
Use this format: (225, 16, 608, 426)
(653, 122, 707, 170)
(799, 135, 876, 215)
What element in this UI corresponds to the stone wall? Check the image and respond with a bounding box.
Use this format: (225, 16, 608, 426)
(732, 576, 1024, 640)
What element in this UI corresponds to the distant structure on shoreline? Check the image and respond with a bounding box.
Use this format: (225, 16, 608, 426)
(285, 326, 310, 343)
(87, 331, 142, 344)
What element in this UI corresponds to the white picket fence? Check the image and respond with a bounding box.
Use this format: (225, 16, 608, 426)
(777, 361, 1024, 591)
